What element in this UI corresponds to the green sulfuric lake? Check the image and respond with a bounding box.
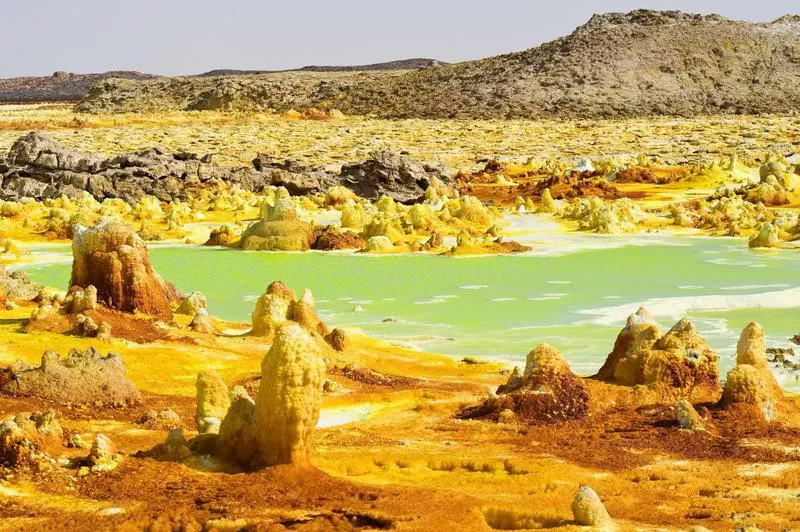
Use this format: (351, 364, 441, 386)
(21, 228, 800, 392)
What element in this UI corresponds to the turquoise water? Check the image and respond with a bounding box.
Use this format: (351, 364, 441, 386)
(22, 235, 800, 391)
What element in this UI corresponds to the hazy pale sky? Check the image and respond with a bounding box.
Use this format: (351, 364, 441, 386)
(3, 0, 798, 77)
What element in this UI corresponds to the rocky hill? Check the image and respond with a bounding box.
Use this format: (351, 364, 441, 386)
(0, 59, 443, 104)
(0, 71, 155, 102)
(198, 58, 445, 76)
(76, 10, 800, 118)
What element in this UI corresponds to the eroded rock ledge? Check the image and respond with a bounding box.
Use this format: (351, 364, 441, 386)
(0, 132, 450, 205)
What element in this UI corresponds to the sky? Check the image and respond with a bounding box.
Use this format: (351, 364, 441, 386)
(2, 0, 798, 77)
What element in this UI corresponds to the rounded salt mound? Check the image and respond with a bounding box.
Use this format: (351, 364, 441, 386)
(523, 342, 571, 379)
(722, 321, 783, 420)
(571, 486, 611, 527)
(736, 322, 768, 368)
(723, 365, 775, 407)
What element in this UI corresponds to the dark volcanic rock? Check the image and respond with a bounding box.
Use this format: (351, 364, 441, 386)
(0, 132, 271, 203)
(338, 151, 450, 204)
(0, 133, 449, 205)
(252, 153, 338, 195)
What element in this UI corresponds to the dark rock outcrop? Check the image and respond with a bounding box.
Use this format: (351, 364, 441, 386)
(0, 133, 451, 204)
(0, 132, 270, 204)
(251, 154, 338, 195)
(338, 151, 450, 204)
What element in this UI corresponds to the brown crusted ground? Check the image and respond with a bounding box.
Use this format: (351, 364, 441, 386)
(87, 308, 172, 344)
(512, 402, 800, 471)
(311, 226, 366, 251)
(239, 364, 488, 397)
(2, 363, 800, 530)
(25, 306, 173, 344)
(58, 463, 478, 531)
(616, 166, 686, 184)
(2, 311, 800, 530)
(517, 171, 620, 200)
(459, 371, 590, 423)
(0, 391, 193, 427)
(455, 163, 635, 207)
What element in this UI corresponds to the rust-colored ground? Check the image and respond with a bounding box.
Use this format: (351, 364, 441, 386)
(2, 305, 800, 530)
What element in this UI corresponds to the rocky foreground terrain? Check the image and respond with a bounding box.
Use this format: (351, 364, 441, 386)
(76, 10, 800, 118)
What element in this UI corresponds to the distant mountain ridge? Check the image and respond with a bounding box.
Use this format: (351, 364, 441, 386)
(0, 71, 155, 102)
(15, 10, 800, 118)
(74, 10, 800, 118)
(0, 59, 445, 103)
(198, 58, 446, 76)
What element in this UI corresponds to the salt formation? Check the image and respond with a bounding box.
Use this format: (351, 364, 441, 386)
(216, 322, 325, 468)
(365, 235, 394, 252)
(571, 486, 612, 527)
(63, 284, 97, 313)
(1, 347, 140, 405)
(0, 411, 63, 472)
(363, 211, 404, 244)
(324, 185, 357, 206)
(722, 322, 784, 420)
(205, 225, 236, 246)
(456, 195, 494, 225)
(563, 196, 645, 233)
(251, 281, 298, 339)
(139, 409, 181, 430)
(0, 267, 42, 305)
(25, 283, 112, 340)
(675, 399, 705, 431)
(325, 328, 349, 351)
(596, 308, 720, 402)
(340, 201, 369, 230)
(537, 188, 563, 214)
(464, 343, 588, 423)
(71, 219, 181, 320)
(748, 222, 779, 248)
(216, 390, 256, 466)
(741, 157, 798, 207)
(195, 370, 230, 434)
(252, 322, 325, 466)
(523, 342, 572, 380)
(84, 434, 122, 472)
(239, 187, 314, 251)
(176, 291, 207, 315)
(250, 281, 334, 346)
(189, 309, 216, 334)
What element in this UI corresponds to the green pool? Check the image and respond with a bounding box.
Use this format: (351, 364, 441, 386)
(22, 233, 800, 392)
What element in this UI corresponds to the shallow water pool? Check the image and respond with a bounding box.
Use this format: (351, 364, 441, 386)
(23, 231, 800, 392)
